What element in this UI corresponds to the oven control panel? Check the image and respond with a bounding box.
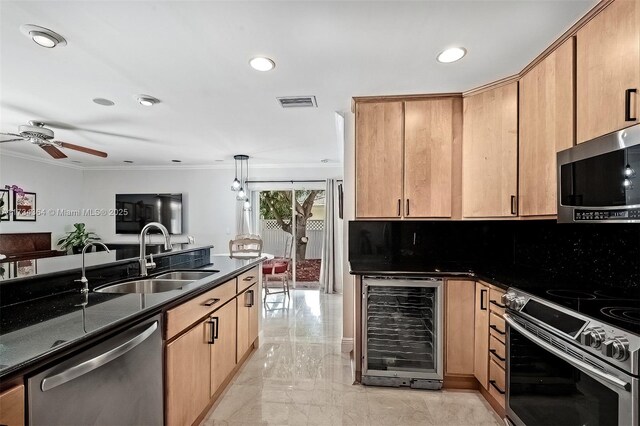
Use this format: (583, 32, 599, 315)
(503, 289, 639, 375)
(574, 208, 640, 221)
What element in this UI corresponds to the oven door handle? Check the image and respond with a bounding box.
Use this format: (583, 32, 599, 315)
(504, 314, 631, 392)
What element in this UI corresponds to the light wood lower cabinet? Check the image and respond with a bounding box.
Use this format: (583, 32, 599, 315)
(237, 283, 259, 362)
(0, 384, 24, 426)
(166, 320, 211, 426)
(473, 282, 490, 389)
(445, 280, 476, 376)
(211, 301, 237, 397)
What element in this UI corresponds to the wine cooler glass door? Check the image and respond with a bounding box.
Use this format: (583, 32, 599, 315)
(363, 279, 443, 380)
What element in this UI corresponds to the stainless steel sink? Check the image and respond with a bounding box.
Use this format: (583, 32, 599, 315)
(95, 279, 188, 294)
(153, 271, 218, 281)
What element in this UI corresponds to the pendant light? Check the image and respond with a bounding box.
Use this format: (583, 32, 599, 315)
(231, 156, 241, 191)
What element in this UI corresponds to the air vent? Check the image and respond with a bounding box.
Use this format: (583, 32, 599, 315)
(277, 96, 317, 108)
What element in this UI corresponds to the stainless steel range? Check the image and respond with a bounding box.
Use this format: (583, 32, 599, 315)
(502, 288, 639, 426)
(361, 276, 443, 389)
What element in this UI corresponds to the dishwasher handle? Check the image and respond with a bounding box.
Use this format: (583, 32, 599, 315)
(41, 321, 158, 392)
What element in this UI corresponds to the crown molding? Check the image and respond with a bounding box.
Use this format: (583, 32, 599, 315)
(0, 150, 85, 170)
(84, 162, 344, 172)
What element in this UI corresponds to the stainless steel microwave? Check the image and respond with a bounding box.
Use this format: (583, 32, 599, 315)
(557, 124, 640, 223)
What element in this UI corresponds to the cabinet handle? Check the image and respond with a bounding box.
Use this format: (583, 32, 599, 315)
(490, 324, 506, 336)
(207, 317, 218, 344)
(489, 349, 506, 362)
(490, 300, 506, 309)
(510, 195, 517, 215)
(489, 380, 506, 395)
(406, 199, 410, 216)
(202, 298, 220, 307)
(397, 199, 401, 217)
(625, 89, 637, 121)
(480, 289, 487, 311)
(243, 276, 255, 282)
(245, 290, 254, 307)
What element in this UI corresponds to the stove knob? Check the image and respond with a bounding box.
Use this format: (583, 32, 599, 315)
(601, 337, 629, 361)
(580, 327, 605, 349)
(502, 293, 516, 308)
(512, 297, 526, 310)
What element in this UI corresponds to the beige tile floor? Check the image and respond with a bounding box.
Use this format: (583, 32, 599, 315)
(202, 289, 502, 426)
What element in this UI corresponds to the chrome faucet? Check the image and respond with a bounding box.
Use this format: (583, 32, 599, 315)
(77, 242, 111, 294)
(139, 222, 173, 277)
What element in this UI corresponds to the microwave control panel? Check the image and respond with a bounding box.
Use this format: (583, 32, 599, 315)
(574, 208, 640, 221)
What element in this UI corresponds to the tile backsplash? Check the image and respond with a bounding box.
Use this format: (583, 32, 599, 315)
(349, 220, 640, 289)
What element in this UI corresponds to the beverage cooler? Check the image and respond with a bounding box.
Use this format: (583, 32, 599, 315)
(362, 276, 443, 389)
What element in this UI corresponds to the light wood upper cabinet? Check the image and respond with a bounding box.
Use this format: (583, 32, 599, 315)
(404, 99, 455, 218)
(519, 38, 575, 217)
(355, 101, 404, 218)
(474, 282, 490, 389)
(211, 301, 237, 397)
(576, 0, 640, 143)
(463, 82, 518, 218)
(445, 280, 475, 376)
(355, 98, 461, 219)
(166, 320, 211, 426)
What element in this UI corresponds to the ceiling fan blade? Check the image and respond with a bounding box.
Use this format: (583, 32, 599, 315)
(57, 141, 108, 158)
(40, 145, 68, 159)
(0, 138, 24, 143)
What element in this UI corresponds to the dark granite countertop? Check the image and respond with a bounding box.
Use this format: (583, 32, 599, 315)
(0, 254, 264, 380)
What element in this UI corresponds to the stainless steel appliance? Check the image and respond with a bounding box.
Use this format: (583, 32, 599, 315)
(28, 315, 163, 425)
(557, 124, 640, 223)
(502, 289, 639, 426)
(361, 276, 443, 389)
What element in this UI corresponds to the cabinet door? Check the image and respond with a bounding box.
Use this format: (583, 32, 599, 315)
(166, 321, 211, 426)
(248, 283, 259, 345)
(355, 102, 404, 218)
(519, 39, 575, 216)
(445, 280, 475, 376)
(462, 82, 518, 217)
(473, 282, 490, 389)
(0, 384, 24, 426)
(211, 301, 237, 397)
(404, 99, 454, 218)
(237, 293, 250, 362)
(577, 0, 640, 143)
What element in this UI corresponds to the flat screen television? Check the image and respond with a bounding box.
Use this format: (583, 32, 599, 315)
(115, 193, 183, 234)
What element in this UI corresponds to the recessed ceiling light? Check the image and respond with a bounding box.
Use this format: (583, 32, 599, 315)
(20, 25, 67, 48)
(249, 57, 275, 72)
(171, 160, 182, 163)
(437, 47, 467, 63)
(123, 160, 134, 163)
(137, 95, 160, 106)
(93, 98, 115, 106)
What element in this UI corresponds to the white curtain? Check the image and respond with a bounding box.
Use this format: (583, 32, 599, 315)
(320, 179, 338, 293)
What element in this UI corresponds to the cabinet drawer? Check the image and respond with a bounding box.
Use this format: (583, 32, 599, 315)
(488, 358, 506, 408)
(166, 279, 236, 340)
(489, 312, 506, 343)
(237, 266, 259, 293)
(489, 334, 506, 369)
(489, 288, 506, 317)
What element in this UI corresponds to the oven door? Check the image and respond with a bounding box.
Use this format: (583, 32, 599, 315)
(504, 313, 638, 426)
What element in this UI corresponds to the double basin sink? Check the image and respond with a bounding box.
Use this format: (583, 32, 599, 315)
(95, 270, 219, 294)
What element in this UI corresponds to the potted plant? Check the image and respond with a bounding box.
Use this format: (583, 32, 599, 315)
(57, 223, 101, 254)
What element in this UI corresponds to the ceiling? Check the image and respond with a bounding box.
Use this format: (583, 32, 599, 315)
(0, 0, 597, 167)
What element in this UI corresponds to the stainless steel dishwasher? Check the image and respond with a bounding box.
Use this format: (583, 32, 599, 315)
(28, 315, 163, 426)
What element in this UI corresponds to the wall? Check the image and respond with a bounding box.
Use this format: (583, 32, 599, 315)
(83, 165, 342, 255)
(342, 112, 356, 352)
(0, 153, 84, 249)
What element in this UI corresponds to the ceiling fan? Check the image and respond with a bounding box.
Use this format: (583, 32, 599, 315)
(0, 121, 108, 159)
